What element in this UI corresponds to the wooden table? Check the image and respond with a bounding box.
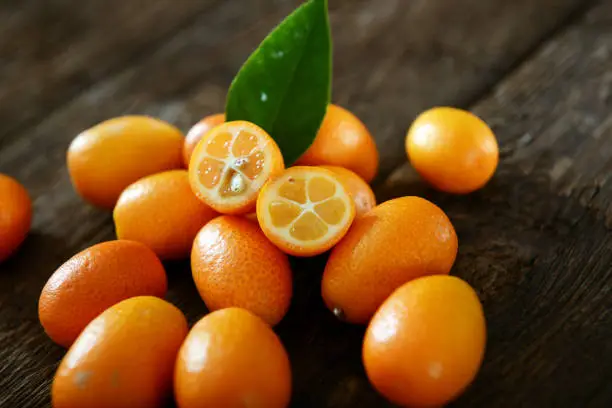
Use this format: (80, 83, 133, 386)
(1, 0, 611, 406)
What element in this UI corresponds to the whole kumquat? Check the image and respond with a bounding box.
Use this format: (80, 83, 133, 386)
(174, 308, 291, 408)
(0, 174, 32, 263)
(39, 240, 167, 347)
(406, 107, 499, 194)
(52, 296, 188, 408)
(297, 104, 379, 183)
(322, 196, 457, 324)
(363, 275, 486, 407)
(191, 216, 292, 326)
(67, 116, 184, 209)
(114, 170, 218, 260)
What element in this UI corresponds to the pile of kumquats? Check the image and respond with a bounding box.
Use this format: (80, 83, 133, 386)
(0, 103, 499, 407)
(0, 1, 505, 406)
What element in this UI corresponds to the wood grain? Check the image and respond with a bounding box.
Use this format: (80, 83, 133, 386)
(341, 0, 596, 180)
(381, 2, 612, 405)
(0, 0, 223, 141)
(0, 0, 606, 407)
(0, 0, 591, 173)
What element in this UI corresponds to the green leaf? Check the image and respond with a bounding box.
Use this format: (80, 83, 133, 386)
(225, 0, 331, 165)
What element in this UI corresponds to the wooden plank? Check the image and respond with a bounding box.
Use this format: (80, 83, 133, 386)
(0, 0, 221, 140)
(380, 2, 612, 406)
(0, 0, 597, 407)
(0, 0, 591, 171)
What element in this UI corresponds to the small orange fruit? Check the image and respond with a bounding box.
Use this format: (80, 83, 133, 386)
(406, 107, 499, 194)
(188, 120, 284, 214)
(114, 170, 218, 260)
(183, 113, 225, 167)
(52, 296, 188, 408)
(320, 165, 376, 217)
(297, 104, 379, 182)
(67, 116, 184, 209)
(39, 240, 167, 347)
(191, 216, 292, 326)
(175, 308, 291, 408)
(322, 196, 457, 324)
(363, 275, 486, 407)
(0, 174, 32, 263)
(257, 166, 356, 257)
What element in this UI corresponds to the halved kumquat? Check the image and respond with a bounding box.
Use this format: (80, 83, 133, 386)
(189, 121, 284, 214)
(257, 166, 355, 257)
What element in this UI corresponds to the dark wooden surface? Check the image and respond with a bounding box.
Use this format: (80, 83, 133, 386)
(0, 0, 610, 407)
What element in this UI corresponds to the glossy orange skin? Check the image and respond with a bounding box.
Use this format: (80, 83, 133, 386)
(39, 240, 167, 347)
(363, 276, 486, 407)
(406, 107, 499, 194)
(52, 296, 188, 408)
(174, 308, 291, 408)
(183, 113, 225, 167)
(320, 165, 376, 217)
(67, 116, 184, 209)
(297, 104, 379, 182)
(322, 196, 458, 324)
(191, 216, 292, 326)
(0, 174, 32, 263)
(114, 170, 218, 260)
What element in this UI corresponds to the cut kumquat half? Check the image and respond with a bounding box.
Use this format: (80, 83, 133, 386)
(256, 166, 356, 257)
(188, 121, 285, 214)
